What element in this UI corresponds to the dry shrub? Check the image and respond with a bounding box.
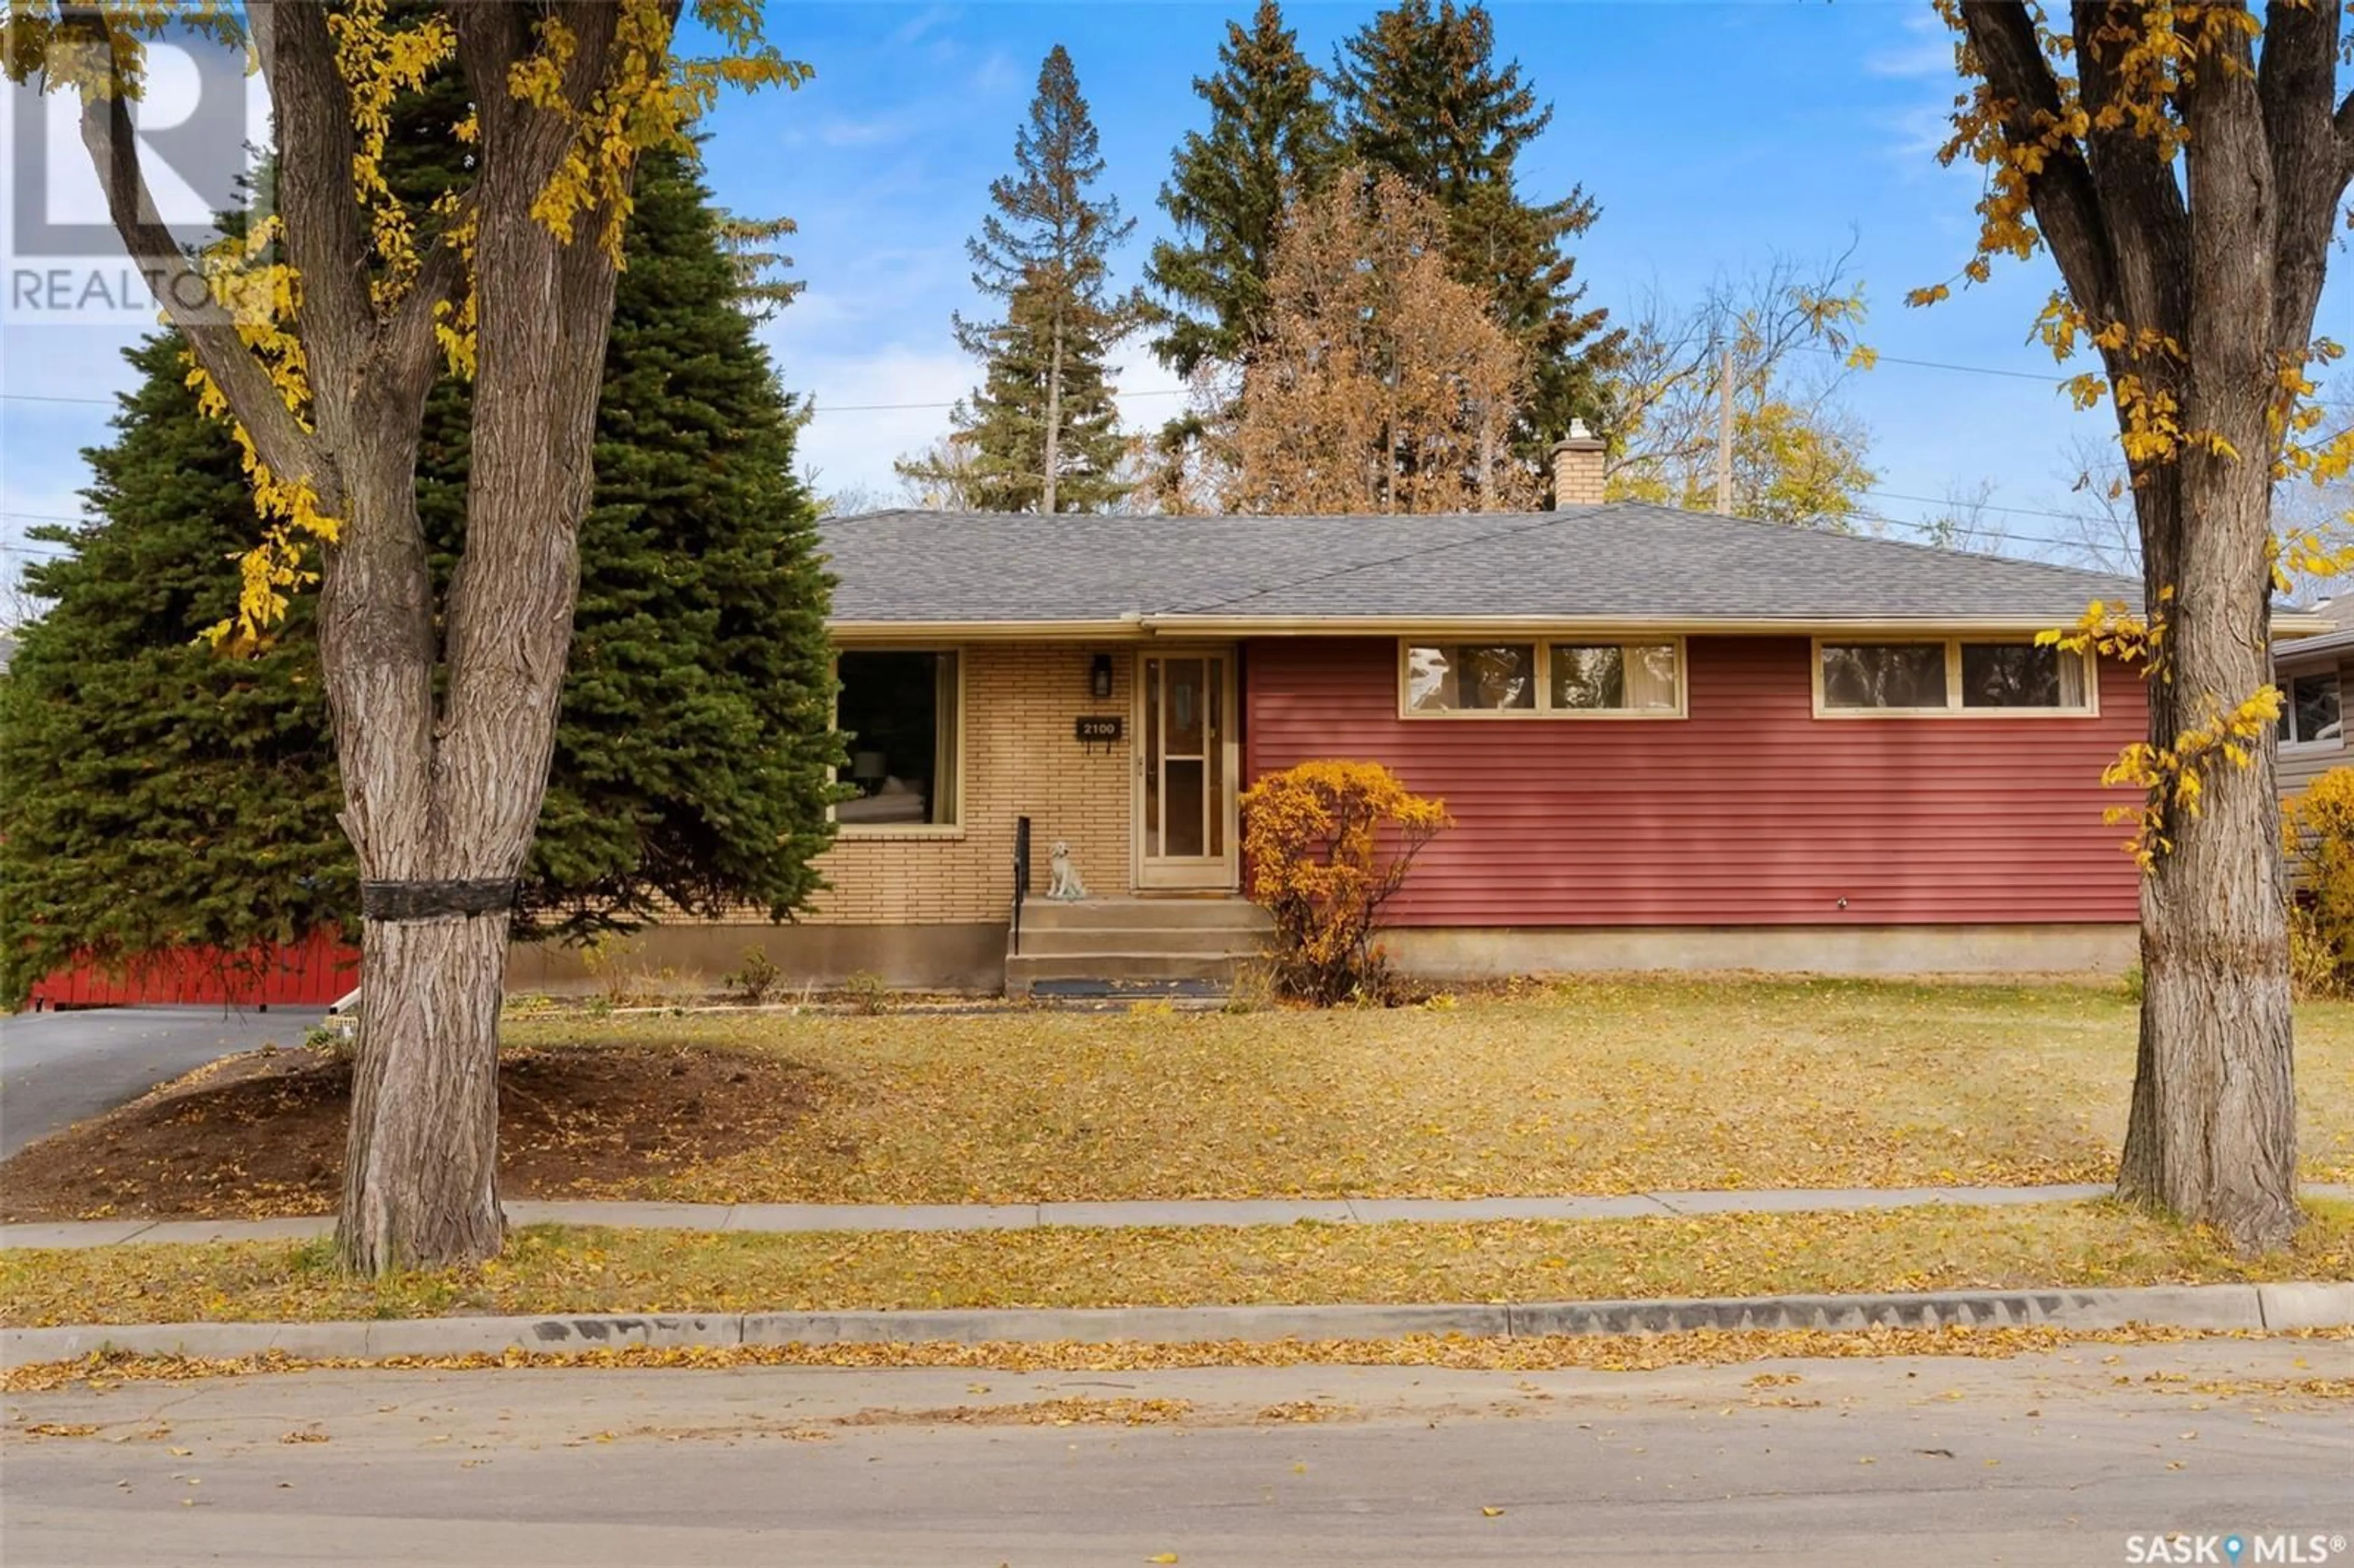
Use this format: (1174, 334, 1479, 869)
(1240, 760, 1451, 1005)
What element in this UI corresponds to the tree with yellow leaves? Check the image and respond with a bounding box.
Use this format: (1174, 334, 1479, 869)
(1, 1, 804, 1273)
(1928, 0, 2353, 1254)
(1605, 252, 1879, 530)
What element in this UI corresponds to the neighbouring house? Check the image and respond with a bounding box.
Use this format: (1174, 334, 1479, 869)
(511, 436, 2261, 999)
(2274, 598, 2350, 806)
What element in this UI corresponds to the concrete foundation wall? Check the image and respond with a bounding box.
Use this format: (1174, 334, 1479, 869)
(507, 919, 2135, 997)
(1382, 923, 2139, 980)
(508, 922, 1009, 996)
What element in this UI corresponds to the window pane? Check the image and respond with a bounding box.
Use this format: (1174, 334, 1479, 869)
(1820, 644, 1948, 710)
(1550, 645, 1623, 709)
(1406, 644, 1535, 712)
(1552, 642, 1678, 712)
(1167, 658, 1205, 753)
(2291, 672, 2342, 744)
(1959, 643, 2079, 709)
(836, 650, 959, 826)
(1165, 759, 1205, 858)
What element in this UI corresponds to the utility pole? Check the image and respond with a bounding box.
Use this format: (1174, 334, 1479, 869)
(1715, 346, 1734, 516)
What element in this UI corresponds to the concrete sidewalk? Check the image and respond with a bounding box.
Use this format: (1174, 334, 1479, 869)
(8, 1183, 2352, 1249)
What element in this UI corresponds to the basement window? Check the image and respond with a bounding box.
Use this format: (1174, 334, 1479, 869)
(835, 650, 961, 829)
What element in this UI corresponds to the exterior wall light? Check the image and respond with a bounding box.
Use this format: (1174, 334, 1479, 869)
(1090, 653, 1114, 701)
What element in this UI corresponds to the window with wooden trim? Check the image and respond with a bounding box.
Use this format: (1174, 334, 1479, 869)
(1401, 639, 1685, 718)
(1814, 639, 2094, 717)
(834, 649, 961, 828)
(2279, 669, 2342, 747)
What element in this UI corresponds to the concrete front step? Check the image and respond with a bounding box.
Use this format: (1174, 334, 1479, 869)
(1013, 924, 1270, 959)
(1007, 950, 1256, 998)
(1016, 896, 1271, 932)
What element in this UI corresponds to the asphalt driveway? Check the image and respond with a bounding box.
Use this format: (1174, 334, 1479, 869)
(0, 1007, 325, 1161)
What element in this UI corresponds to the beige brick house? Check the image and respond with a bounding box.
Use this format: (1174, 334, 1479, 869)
(510, 435, 2269, 997)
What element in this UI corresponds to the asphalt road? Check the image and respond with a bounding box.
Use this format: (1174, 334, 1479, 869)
(6, 1339, 2348, 1566)
(0, 1006, 325, 1160)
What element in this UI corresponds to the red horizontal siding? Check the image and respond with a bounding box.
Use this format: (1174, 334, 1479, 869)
(28, 931, 359, 1008)
(1241, 636, 2143, 927)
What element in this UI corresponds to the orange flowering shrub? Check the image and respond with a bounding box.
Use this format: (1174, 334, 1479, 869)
(1240, 760, 1452, 1005)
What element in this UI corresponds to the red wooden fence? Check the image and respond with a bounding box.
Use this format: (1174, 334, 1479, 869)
(26, 929, 360, 1009)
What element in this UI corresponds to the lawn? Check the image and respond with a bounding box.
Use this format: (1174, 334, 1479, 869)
(518, 978, 2354, 1202)
(7, 977, 2353, 1217)
(3, 1200, 2348, 1328)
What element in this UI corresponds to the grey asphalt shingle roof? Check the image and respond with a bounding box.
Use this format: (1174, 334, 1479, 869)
(820, 503, 2141, 627)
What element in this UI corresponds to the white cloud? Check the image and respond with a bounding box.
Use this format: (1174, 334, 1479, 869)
(891, 6, 960, 48)
(967, 48, 1022, 99)
(816, 108, 929, 149)
(1865, 13, 1956, 79)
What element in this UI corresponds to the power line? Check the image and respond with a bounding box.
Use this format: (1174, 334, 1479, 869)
(1863, 488, 2099, 525)
(0, 390, 116, 407)
(1792, 343, 2065, 384)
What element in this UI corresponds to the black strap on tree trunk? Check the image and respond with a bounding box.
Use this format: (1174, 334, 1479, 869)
(359, 878, 520, 922)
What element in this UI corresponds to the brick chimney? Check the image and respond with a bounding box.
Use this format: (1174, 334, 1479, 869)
(1549, 419, 1606, 509)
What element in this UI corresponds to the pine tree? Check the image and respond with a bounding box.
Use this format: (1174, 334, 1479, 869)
(901, 45, 1139, 514)
(1146, 1, 1339, 381)
(0, 145, 839, 1004)
(1333, 0, 1617, 475)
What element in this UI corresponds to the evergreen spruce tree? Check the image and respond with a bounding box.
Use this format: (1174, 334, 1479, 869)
(1333, 0, 1617, 474)
(0, 337, 349, 1000)
(899, 45, 1139, 514)
(0, 145, 839, 1004)
(1146, 1, 1339, 381)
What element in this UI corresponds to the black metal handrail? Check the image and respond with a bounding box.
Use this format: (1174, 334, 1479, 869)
(1011, 815, 1032, 956)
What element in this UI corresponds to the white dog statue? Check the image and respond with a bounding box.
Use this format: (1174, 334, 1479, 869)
(1047, 839, 1088, 901)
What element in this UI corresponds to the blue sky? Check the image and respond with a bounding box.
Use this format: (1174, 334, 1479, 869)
(4, 1, 2348, 587)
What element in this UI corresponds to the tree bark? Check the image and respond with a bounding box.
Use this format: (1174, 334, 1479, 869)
(341, 910, 510, 1269)
(2121, 460, 2301, 1255)
(1043, 307, 1064, 515)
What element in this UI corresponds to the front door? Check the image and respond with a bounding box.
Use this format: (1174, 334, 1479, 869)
(1135, 648, 1238, 890)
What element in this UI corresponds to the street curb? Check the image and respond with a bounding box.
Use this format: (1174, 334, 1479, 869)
(8, 1281, 2345, 1368)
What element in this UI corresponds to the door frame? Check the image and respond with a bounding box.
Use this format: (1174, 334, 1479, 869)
(1132, 644, 1241, 892)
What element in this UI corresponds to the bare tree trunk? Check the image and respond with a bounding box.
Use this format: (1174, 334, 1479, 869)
(342, 911, 510, 1266)
(2120, 456, 2299, 1253)
(1043, 310, 1064, 515)
(1476, 405, 1495, 512)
